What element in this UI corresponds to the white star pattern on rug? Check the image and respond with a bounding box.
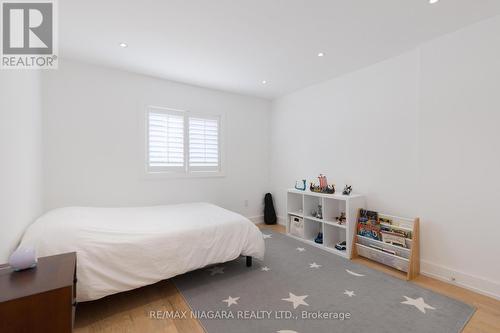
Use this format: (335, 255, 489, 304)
(344, 290, 355, 297)
(346, 269, 365, 277)
(401, 296, 436, 313)
(296, 247, 305, 252)
(281, 292, 309, 309)
(309, 262, 321, 269)
(175, 228, 473, 332)
(222, 296, 240, 307)
(207, 266, 225, 276)
(262, 234, 272, 239)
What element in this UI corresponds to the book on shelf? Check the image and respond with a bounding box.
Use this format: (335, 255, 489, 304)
(380, 231, 407, 248)
(357, 209, 413, 242)
(380, 224, 412, 239)
(357, 209, 381, 240)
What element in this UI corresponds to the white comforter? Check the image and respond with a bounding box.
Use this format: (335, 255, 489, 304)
(19, 203, 265, 301)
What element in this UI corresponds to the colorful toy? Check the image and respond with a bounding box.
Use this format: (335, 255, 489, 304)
(319, 174, 327, 189)
(335, 241, 346, 251)
(295, 179, 307, 191)
(310, 174, 335, 194)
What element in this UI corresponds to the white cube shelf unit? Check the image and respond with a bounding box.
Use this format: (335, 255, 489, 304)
(286, 189, 365, 259)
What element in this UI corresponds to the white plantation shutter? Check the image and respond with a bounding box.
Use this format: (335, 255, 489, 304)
(147, 109, 185, 171)
(146, 107, 223, 175)
(188, 117, 220, 170)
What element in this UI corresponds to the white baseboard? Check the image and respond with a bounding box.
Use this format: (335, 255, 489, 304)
(252, 215, 500, 301)
(248, 215, 286, 226)
(420, 260, 500, 301)
(248, 215, 264, 224)
(277, 216, 286, 226)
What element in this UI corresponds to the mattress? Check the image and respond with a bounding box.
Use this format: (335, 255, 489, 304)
(19, 202, 265, 301)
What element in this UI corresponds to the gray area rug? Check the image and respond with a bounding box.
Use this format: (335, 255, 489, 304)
(173, 231, 474, 333)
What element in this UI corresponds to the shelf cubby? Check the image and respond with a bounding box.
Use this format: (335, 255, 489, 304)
(324, 222, 346, 250)
(304, 195, 322, 218)
(303, 218, 322, 242)
(323, 198, 346, 223)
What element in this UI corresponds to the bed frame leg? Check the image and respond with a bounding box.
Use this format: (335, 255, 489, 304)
(246, 256, 252, 267)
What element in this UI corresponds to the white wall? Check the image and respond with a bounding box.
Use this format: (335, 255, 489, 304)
(270, 51, 420, 218)
(417, 15, 500, 298)
(42, 60, 271, 219)
(0, 71, 43, 263)
(270, 16, 500, 299)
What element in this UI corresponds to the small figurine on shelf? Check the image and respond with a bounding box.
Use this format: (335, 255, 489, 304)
(335, 241, 346, 251)
(314, 232, 323, 244)
(317, 204, 323, 219)
(336, 212, 346, 225)
(295, 179, 307, 191)
(324, 184, 335, 194)
(342, 185, 352, 195)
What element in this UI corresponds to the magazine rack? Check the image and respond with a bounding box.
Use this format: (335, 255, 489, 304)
(351, 211, 420, 280)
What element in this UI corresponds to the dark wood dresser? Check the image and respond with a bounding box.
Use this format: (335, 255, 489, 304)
(0, 252, 77, 333)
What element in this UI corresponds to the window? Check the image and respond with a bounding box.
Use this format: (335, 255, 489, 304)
(147, 110, 185, 172)
(189, 116, 219, 171)
(146, 107, 223, 175)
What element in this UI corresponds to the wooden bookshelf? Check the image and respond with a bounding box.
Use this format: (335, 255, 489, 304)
(351, 211, 420, 280)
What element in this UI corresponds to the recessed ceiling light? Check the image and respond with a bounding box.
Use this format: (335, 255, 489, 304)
(262, 80, 267, 84)
(318, 52, 325, 57)
(119, 42, 128, 48)
(429, 0, 439, 4)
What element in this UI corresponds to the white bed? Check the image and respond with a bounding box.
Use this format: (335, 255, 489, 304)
(18, 202, 265, 302)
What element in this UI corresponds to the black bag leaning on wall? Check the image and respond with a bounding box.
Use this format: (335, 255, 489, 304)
(264, 193, 277, 225)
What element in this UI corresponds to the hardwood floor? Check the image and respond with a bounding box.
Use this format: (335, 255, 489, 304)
(75, 279, 205, 333)
(74, 224, 500, 333)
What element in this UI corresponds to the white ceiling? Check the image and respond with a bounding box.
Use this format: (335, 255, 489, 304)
(60, 0, 500, 99)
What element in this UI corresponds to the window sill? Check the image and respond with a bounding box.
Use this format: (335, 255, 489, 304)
(143, 170, 226, 180)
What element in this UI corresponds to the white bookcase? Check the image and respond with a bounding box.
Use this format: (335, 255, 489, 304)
(286, 189, 365, 259)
